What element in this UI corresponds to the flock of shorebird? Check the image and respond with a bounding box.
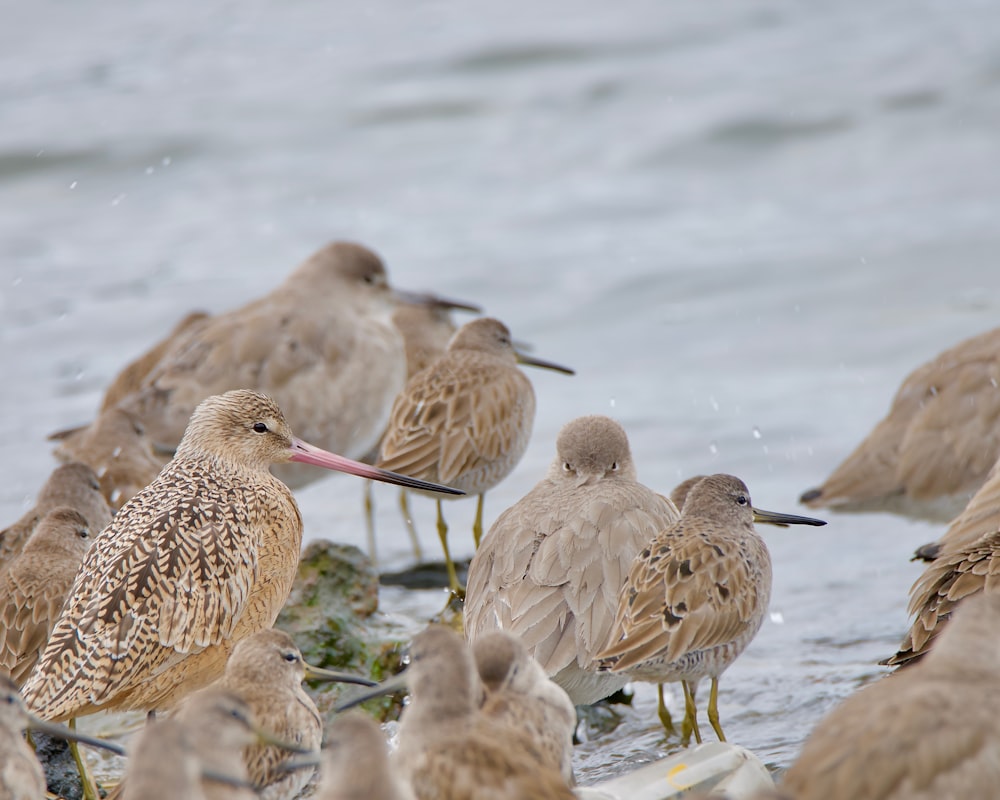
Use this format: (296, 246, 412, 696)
(3, 240, 1000, 799)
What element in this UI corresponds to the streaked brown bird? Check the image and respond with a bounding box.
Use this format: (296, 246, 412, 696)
(473, 630, 576, 784)
(363, 296, 481, 564)
(783, 592, 1000, 800)
(598, 474, 825, 744)
(219, 628, 376, 800)
(338, 625, 576, 800)
(0, 507, 94, 684)
(465, 415, 678, 707)
(114, 241, 439, 490)
(316, 711, 415, 800)
(22, 389, 461, 722)
(50, 406, 165, 510)
(377, 317, 574, 593)
(0, 461, 110, 570)
(800, 326, 1000, 523)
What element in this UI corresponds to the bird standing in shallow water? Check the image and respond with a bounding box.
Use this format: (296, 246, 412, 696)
(782, 592, 1000, 800)
(377, 317, 573, 594)
(22, 389, 461, 723)
(0, 507, 94, 684)
(598, 474, 825, 744)
(799, 325, 1000, 524)
(464, 415, 678, 707)
(218, 628, 375, 800)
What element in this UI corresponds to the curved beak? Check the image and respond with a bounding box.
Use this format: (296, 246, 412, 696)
(334, 671, 410, 713)
(752, 507, 827, 528)
(288, 438, 464, 496)
(515, 351, 575, 376)
(302, 662, 377, 687)
(27, 716, 127, 757)
(393, 289, 482, 314)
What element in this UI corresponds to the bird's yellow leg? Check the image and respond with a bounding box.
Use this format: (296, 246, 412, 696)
(657, 684, 676, 737)
(472, 494, 485, 549)
(399, 489, 424, 562)
(436, 500, 462, 596)
(69, 719, 101, 800)
(707, 676, 726, 742)
(363, 480, 377, 566)
(681, 680, 702, 746)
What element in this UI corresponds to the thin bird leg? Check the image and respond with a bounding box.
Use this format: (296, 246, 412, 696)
(707, 676, 726, 742)
(436, 499, 461, 595)
(69, 719, 101, 800)
(472, 493, 485, 548)
(398, 488, 423, 562)
(656, 684, 676, 737)
(363, 480, 377, 566)
(681, 680, 702, 745)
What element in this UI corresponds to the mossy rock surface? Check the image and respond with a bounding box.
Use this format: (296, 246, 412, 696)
(277, 539, 415, 722)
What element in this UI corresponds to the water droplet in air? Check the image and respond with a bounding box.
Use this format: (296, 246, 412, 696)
(752, 426, 762, 439)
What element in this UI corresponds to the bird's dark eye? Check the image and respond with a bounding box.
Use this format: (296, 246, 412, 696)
(736, 495, 748, 506)
(79, 529, 89, 539)
(283, 652, 300, 663)
(562, 462, 572, 472)
(610, 462, 619, 471)
(252, 422, 268, 434)
(363, 272, 377, 285)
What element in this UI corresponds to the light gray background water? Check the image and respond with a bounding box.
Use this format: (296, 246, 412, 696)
(4, 0, 1000, 784)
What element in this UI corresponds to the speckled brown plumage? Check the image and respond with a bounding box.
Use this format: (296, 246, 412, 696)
(50, 406, 165, 510)
(598, 474, 825, 742)
(218, 629, 324, 800)
(783, 592, 1000, 800)
(465, 415, 679, 705)
(378, 317, 572, 590)
(800, 326, 1000, 523)
(0, 462, 110, 570)
(116, 242, 412, 490)
(22, 389, 451, 722)
(0, 507, 94, 684)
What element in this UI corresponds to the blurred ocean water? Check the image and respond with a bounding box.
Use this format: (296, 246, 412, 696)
(3, 0, 1000, 781)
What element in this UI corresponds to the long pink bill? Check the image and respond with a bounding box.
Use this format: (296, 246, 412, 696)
(288, 438, 464, 496)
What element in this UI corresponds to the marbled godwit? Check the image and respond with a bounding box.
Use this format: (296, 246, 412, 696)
(377, 317, 573, 593)
(598, 475, 825, 743)
(363, 296, 481, 564)
(218, 628, 376, 800)
(314, 711, 415, 800)
(114, 241, 439, 490)
(338, 625, 576, 800)
(0, 507, 94, 684)
(464, 415, 678, 706)
(22, 389, 461, 723)
(0, 461, 110, 570)
(783, 592, 1000, 800)
(472, 630, 576, 783)
(800, 326, 1000, 523)
(50, 406, 165, 510)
